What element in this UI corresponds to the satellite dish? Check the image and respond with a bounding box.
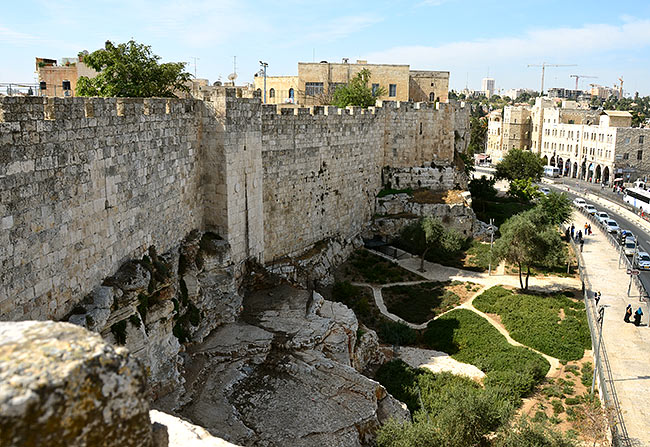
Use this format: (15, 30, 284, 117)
(228, 73, 238, 81)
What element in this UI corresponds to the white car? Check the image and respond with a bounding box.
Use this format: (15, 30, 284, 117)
(604, 219, 620, 233)
(635, 251, 650, 270)
(624, 238, 637, 256)
(573, 198, 586, 207)
(595, 211, 610, 224)
(540, 187, 551, 195)
(583, 204, 597, 215)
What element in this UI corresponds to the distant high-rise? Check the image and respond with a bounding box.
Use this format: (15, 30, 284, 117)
(482, 78, 495, 97)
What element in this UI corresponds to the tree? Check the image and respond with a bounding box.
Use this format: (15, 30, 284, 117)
(469, 176, 498, 201)
(508, 178, 541, 202)
(495, 417, 577, 447)
(495, 149, 544, 182)
(76, 40, 191, 98)
(494, 210, 565, 290)
(399, 217, 464, 272)
(467, 116, 487, 156)
(331, 69, 386, 108)
(537, 191, 572, 225)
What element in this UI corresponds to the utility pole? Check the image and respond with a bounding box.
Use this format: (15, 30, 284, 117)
(528, 63, 577, 95)
(259, 61, 268, 104)
(488, 218, 494, 275)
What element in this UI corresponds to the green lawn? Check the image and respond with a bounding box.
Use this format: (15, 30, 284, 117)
(422, 308, 550, 399)
(473, 286, 590, 362)
(338, 249, 424, 284)
(382, 282, 461, 324)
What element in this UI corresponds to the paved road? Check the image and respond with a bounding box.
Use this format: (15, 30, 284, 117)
(545, 181, 650, 297)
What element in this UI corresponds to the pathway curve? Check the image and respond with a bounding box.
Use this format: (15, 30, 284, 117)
(355, 249, 570, 376)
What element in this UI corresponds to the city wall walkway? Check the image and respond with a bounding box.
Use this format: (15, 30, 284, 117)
(571, 211, 650, 447)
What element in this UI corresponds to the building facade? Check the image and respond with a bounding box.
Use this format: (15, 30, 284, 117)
(485, 106, 531, 162)
(253, 60, 449, 106)
(35, 57, 97, 97)
(481, 78, 495, 97)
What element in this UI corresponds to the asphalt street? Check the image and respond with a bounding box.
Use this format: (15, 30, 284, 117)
(546, 183, 650, 297)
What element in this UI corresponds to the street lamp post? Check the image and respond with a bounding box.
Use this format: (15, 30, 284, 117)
(591, 305, 607, 394)
(259, 61, 268, 104)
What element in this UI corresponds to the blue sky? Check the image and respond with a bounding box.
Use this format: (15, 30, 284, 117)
(2, 0, 650, 95)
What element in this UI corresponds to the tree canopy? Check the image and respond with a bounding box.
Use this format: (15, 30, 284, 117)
(400, 217, 464, 272)
(331, 69, 386, 108)
(494, 149, 544, 182)
(76, 40, 192, 98)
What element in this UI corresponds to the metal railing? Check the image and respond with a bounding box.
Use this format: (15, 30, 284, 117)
(568, 210, 632, 446)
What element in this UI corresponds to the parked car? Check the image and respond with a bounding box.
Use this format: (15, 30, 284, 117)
(618, 229, 635, 245)
(540, 187, 551, 195)
(595, 211, 610, 224)
(635, 251, 650, 270)
(604, 219, 620, 233)
(573, 198, 586, 207)
(624, 238, 637, 256)
(583, 204, 597, 215)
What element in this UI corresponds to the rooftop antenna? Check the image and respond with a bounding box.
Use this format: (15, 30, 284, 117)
(227, 72, 238, 85)
(233, 56, 237, 78)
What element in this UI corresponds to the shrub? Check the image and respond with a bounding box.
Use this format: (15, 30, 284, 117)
(495, 417, 578, 447)
(378, 321, 417, 346)
(382, 282, 461, 324)
(551, 399, 565, 415)
(473, 286, 591, 362)
(343, 250, 422, 283)
(581, 362, 593, 387)
(422, 309, 549, 399)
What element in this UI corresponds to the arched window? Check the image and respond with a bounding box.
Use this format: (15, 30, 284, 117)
(269, 88, 275, 98)
(289, 88, 294, 99)
(429, 92, 435, 102)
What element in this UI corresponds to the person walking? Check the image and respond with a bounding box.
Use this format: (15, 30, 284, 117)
(634, 307, 644, 326)
(624, 304, 633, 323)
(577, 230, 583, 242)
(571, 224, 575, 240)
(595, 291, 601, 306)
(580, 237, 584, 252)
(587, 224, 592, 235)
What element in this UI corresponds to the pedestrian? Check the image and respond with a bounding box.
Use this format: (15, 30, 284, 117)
(580, 237, 584, 252)
(634, 307, 644, 326)
(571, 224, 575, 239)
(588, 224, 592, 235)
(577, 230, 583, 242)
(594, 291, 601, 306)
(584, 222, 588, 233)
(624, 304, 633, 323)
(565, 227, 571, 241)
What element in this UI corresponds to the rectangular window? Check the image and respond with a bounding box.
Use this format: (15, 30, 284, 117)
(328, 82, 345, 93)
(638, 150, 643, 160)
(640, 135, 645, 144)
(371, 83, 379, 95)
(624, 153, 629, 160)
(389, 84, 397, 97)
(625, 137, 631, 144)
(305, 82, 324, 96)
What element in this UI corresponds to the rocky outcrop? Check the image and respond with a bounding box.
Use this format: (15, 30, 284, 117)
(372, 192, 477, 239)
(0, 321, 152, 447)
(150, 410, 242, 447)
(266, 236, 364, 287)
(66, 230, 242, 400)
(177, 284, 408, 446)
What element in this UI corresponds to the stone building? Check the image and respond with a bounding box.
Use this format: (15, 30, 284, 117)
(485, 106, 532, 162)
(35, 57, 98, 97)
(253, 60, 449, 106)
(538, 110, 650, 184)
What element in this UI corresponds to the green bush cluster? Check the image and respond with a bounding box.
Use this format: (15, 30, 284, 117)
(376, 361, 514, 447)
(464, 240, 493, 271)
(422, 309, 550, 399)
(473, 286, 591, 362)
(382, 282, 461, 324)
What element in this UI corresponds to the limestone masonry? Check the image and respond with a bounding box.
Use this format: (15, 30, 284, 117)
(0, 89, 468, 322)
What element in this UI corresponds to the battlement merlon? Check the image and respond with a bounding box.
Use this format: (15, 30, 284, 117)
(0, 96, 202, 123)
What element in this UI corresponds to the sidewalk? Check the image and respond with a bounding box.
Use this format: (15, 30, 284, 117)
(573, 211, 650, 446)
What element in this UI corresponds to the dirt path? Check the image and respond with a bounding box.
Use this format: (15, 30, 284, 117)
(355, 248, 572, 376)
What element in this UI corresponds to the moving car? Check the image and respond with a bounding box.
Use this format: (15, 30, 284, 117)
(540, 187, 551, 195)
(573, 198, 586, 208)
(604, 219, 620, 233)
(624, 238, 637, 256)
(635, 251, 650, 270)
(583, 204, 597, 215)
(595, 211, 610, 224)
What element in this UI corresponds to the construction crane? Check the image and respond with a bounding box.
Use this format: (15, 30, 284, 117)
(569, 74, 597, 90)
(528, 63, 577, 95)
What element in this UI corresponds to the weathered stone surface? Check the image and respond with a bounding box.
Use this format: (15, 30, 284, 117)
(177, 284, 408, 447)
(353, 326, 385, 372)
(150, 410, 242, 447)
(0, 321, 152, 447)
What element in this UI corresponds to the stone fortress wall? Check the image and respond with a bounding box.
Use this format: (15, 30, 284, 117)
(0, 90, 468, 321)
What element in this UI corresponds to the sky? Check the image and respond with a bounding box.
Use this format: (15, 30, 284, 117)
(2, 0, 650, 95)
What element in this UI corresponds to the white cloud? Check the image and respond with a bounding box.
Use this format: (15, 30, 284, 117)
(0, 26, 40, 45)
